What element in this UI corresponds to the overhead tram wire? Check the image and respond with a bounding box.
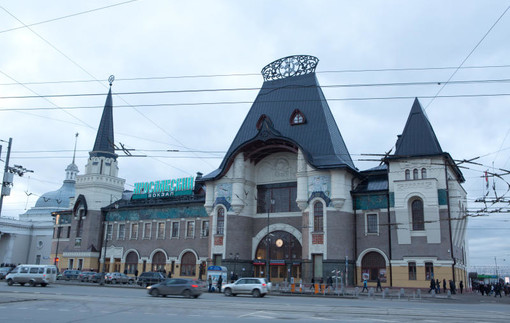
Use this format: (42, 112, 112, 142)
(0, 5, 214, 172)
(0, 0, 139, 34)
(2, 63, 510, 86)
(3, 92, 510, 112)
(424, 4, 510, 111)
(2, 77, 510, 100)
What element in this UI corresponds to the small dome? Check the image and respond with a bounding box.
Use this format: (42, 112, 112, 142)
(34, 181, 75, 208)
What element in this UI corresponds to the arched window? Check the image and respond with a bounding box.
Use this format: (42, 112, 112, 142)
(413, 169, 419, 180)
(313, 201, 323, 232)
(125, 251, 138, 274)
(216, 207, 225, 235)
(151, 251, 166, 272)
(290, 109, 306, 125)
(421, 168, 427, 179)
(180, 252, 196, 277)
(405, 169, 410, 180)
(361, 252, 386, 282)
(411, 199, 424, 231)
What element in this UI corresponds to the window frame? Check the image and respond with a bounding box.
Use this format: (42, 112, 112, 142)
(216, 207, 225, 235)
(201, 220, 210, 238)
(408, 262, 417, 280)
(411, 198, 425, 231)
(105, 223, 113, 240)
(186, 220, 195, 239)
(425, 262, 434, 280)
(156, 222, 165, 239)
(118, 223, 126, 240)
(413, 168, 419, 180)
(130, 223, 139, 240)
(365, 213, 379, 235)
(313, 201, 324, 232)
(405, 169, 410, 180)
(143, 222, 152, 240)
(171, 221, 180, 239)
(421, 168, 427, 179)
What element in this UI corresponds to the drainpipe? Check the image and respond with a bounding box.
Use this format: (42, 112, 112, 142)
(444, 158, 456, 282)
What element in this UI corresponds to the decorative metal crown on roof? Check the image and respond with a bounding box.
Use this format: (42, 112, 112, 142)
(261, 55, 319, 81)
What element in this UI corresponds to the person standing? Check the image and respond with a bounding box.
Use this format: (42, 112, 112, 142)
(436, 279, 440, 293)
(443, 279, 447, 293)
(429, 278, 436, 293)
(459, 280, 464, 294)
(217, 275, 223, 293)
(310, 278, 315, 291)
(134, 269, 138, 280)
(208, 275, 212, 292)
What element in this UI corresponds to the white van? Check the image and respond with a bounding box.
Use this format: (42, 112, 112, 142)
(5, 265, 58, 287)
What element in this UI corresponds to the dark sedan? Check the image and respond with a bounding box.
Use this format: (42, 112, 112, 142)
(147, 278, 202, 298)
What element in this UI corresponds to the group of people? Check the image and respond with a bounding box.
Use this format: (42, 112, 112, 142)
(476, 282, 508, 297)
(207, 275, 223, 293)
(428, 278, 463, 294)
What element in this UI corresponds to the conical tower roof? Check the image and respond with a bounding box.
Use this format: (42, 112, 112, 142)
(204, 55, 356, 180)
(90, 85, 116, 159)
(394, 98, 443, 157)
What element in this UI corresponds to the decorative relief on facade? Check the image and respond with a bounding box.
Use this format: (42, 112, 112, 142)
(214, 235, 223, 246)
(214, 183, 232, 210)
(396, 180, 433, 190)
(275, 158, 290, 178)
(256, 154, 297, 184)
(308, 175, 330, 198)
(312, 233, 324, 245)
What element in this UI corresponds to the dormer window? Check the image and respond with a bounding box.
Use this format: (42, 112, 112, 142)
(290, 109, 306, 125)
(256, 114, 272, 130)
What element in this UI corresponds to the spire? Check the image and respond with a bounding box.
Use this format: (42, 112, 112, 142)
(65, 133, 79, 182)
(90, 76, 117, 159)
(394, 98, 443, 157)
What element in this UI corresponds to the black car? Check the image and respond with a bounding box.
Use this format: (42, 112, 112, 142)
(88, 272, 104, 283)
(62, 270, 81, 280)
(147, 278, 202, 298)
(137, 272, 166, 287)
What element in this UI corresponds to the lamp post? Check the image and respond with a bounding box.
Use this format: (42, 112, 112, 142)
(266, 197, 275, 282)
(53, 213, 61, 267)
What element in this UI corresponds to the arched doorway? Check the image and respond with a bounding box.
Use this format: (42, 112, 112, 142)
(361, 251, 387, 282)
(151, 251, 166, 272)
(125, 251, 138, 274)
(254, 230, 302, 282)
(180, 252, 196, 277)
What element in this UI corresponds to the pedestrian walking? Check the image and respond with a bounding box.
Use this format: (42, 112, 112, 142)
(459, 280, 464, 294)
(208, 275, 212, 292)
(436, 279, 440, 293)
(168, 271, 172, 278)
(429, 278, 436, 293)
(376, 277, 382, 292)
(310, 278, 315, 291)
(217, 275, 223, 293)
(362, 278, 368, 292)
(443, 279, 447, 293)
(134, 269, 138, 279)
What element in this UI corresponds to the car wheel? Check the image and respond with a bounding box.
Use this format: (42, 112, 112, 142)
(112, 279, 117, 284)
(128, 280, 134, 285)
(41, 283, 47, 287)
(252, 289, 261, 298)
(192, 295, 200, 299)
(261, 293, 266, 297)
(150, 288, 160, 297)
(224, 288, 233, 297)
(20, 283, 25, 286)
(182, 289, 191, 298)
(7, 279, 13, 286)
(29, 280, 36, 287)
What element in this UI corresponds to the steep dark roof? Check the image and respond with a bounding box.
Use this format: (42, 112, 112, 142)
(90, 87, 116, 159)
(204, 67, 356, 181)
(393, 98, 443, 157)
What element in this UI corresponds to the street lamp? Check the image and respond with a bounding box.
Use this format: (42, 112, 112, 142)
(266, 197, 275, 282)
(53, 213, 61, 267)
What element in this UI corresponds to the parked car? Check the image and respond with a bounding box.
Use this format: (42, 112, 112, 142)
(137, 272, 166, 287)
(62, 270, 81, 281)
(88, 272, 104, 283)
(105, 272, 134, 284)
(78, 271, 96, 282)
(0, 267, 14, 280)
(222, 277, 270, 297)
(147, 278, 202, 298)
(5, 265, 58, 287)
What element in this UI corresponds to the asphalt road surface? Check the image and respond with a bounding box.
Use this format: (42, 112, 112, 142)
(0, 283, 508, 322)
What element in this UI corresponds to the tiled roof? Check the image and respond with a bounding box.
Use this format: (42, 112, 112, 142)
(204, 70, 355, 180)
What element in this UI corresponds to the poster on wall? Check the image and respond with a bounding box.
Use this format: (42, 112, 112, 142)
(379, 269, 387, 282)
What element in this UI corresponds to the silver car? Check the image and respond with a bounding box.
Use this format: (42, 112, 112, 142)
(147, 278, 202, 298)
(222, 277, 270, 297)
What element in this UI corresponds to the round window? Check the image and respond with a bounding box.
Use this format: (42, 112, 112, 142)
(37, 241, 43, 249)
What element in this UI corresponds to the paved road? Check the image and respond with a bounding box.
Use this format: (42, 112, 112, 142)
(0, 283, 508, 322)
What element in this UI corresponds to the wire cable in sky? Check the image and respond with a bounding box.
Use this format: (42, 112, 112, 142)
(424, 4, 510, 110)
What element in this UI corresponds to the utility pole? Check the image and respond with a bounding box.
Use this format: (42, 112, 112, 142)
(0, 138, 13, 216)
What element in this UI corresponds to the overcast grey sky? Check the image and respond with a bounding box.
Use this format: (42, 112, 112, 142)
(1, 0, 509, 269)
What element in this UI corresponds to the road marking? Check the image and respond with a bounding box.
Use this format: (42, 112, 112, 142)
(17, 307, 28, 310)
(37, 308, 49, 311)
(166, 313, 177, 316)
(239, 311, 275, 319)
(58, 309, 70, 312)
